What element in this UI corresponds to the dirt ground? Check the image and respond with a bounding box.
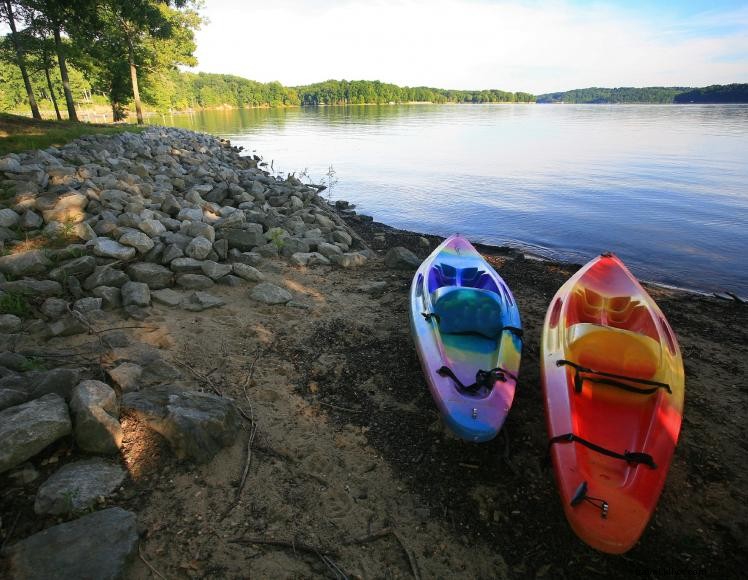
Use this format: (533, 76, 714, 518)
(2, 219, 747, 579)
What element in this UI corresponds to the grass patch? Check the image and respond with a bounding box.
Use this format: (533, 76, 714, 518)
(0, 112, 147, 156)
(0, 292, 32, 317)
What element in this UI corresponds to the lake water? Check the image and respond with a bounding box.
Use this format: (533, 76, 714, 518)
(147, 105, 748, 295)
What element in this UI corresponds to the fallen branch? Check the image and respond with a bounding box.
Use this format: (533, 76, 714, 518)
(138, 543, 167, 580)
(318, 401, 360, 413)
(344, 527, 393, 545)
(393, 530, 421, 580)
(229, 536, 338, 557)
(174, 359, 223, 397)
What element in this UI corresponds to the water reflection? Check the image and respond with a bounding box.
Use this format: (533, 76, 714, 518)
(148, 105, 748, 294)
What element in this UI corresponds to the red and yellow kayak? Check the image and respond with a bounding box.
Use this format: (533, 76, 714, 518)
(541, 253, 684, 554)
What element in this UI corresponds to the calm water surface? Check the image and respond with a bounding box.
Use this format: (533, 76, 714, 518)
(149, 105, 748, 295)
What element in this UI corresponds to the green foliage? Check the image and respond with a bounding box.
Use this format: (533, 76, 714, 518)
(20, 356, 46, 371)
(673, 84, 748, 104)
(0, 292, 31, 317)
(536, 87, 690, 104)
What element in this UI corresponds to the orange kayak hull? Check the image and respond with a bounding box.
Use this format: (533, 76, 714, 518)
(541, 254, 684, 554)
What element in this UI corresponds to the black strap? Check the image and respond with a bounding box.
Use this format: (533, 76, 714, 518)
(422, 312, 440, 323)
(548, 432, 657, 469)
(437, 365, 517, 394)
(556, 359, 672, 395)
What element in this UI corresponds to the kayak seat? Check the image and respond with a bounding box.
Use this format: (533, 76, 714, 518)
(431, 286, 504, 340)
(566, 323, 661, 380)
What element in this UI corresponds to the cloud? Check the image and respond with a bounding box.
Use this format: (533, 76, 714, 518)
(193, 0, 748, 93)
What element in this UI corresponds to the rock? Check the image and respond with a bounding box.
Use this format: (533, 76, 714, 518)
(177, 207, 203, 222)
(0, 394, 71, 473)
(0, 351, 28, 371)
(48, 255, 96, 282)
(40, 191, 88, 223)
(122, 385, 240, 463)
(330, 253, 368, 268)
(91, 237, 137, 260)
(175, 273, 214, 289)
(280, 237, 310, 257)
(3, 507, 138, 579)
(0, 314, 22, 333)
(249, 282, 292, 305)
(121, 281, 150, 307)
(169, 257, 204, 273)
(182, 291, 225, 311)
(83, 265, 130, 290)
(384, 246, 421, 269)
(232, 251, 263, 267)
(127, 262, 173, 289)
(0, 208, 20, 228)
(151, 288, 183, 307)
(48, 315, 89, 337)
(161, 243, 184, 264)
(290, 252, 330, 267)
(107, 362, 142, 393)
(332, 229, 353, 246)
(34, 459, 126, 515)
(70, 380, 122, 453)
(92, 286, 121, 309)
(223, 227, 265, 251)
(185, 235, 213, 259)
(183, 221, 215, 242)
(29, 368, 81, 399)
(218, 274, 242, 287)
(317, 242, 344, 258)
(41, 297, 69, 319)
(0, 387, 28, 411)
(0, 279, 62, 297)
(232, 263, 264, 282)
(19, 210, 43, 230)
(138, 218, 166, 237)
(73, 297, 103, 313)
(357, 281, 389, 295)
(213, 238, 228, 260)
(118, 229, 154, 254)
(0, 249, 52, 277)
(200, 260, 232, 280)
(0, 156, 21, 172)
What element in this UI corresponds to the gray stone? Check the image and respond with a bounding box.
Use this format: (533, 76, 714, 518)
(185, 235, 213, 259)
(200, 260, 232, 280)
(169, 257, 204, 273)
(290, 252, 331, 267)
(182, 291, 225, 312)
(127, 262, 173, 289)
(0, 314, 22, 333)
(183, 221, 215, 242)
(218, 274, 242, 287)
(280, 237, 310, 257)
(91, 237, 137, 260)
(73, 297, 103, 313)
(92, 286, 121, 309)
(213, 238, 228, 260)
(0, 394, 71, 473)
(107, 362, 143, 392)
(40, 191, 88, 223)
(332, 229, 354, 246)
(2, 283, 55, 309)
(256, 243, 280, 258)
(48, 255, 96, 282)
(29, 368, 81, 399)
(70, 380, 122, 453)
(177, 207, 203, 222)
(0, 156, 21, 172)
(0, 351, 28, 372)
(34, 459, 125, 515)
(0, 249, 52, 277)
(48, 315, 89, 337)
(19, 209, 43, 230)
(249, 282, 292, 305)
(151, 288, 183, 307)
(122, 385, 240, 463)
(161, 243, 184, 264)
(121, 281, 150, 307)
(138, 218, 166, 237)
(385, 246, 421, 269)
(175, 273, 214, 289)
(0, 388, 28, 411)
(0, 208, 20, 228)
(316, 213, 335, 229)
(223, 227, 265, 251)
(3, 507, 138, 579)
(65, 275, 84, 299)
(118, 229, 154, 254)
(83, 265, 130, 290)
(318, 242, 344, 258)
(41, 297, 69, 319)
(330, 253, 368, 269)
(232, 262, 264, 282)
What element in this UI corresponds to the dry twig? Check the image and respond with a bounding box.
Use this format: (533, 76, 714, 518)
(138, 543, 167, 580)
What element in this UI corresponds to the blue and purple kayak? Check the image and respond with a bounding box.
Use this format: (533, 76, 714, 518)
(409, 235, 522, 442)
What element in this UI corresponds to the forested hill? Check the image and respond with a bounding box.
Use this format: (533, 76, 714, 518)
(536, 84, 748, 104)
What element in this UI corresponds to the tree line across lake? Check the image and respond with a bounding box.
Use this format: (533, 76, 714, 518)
(1, 1, 747, 124)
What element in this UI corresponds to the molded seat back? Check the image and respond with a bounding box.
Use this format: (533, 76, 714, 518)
(566, 323, 661, 379)
(431, 286, 504, 339)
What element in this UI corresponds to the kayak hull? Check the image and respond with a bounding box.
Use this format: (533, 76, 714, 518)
(541, 253, 684, 554)
(409, 235, 522, 442)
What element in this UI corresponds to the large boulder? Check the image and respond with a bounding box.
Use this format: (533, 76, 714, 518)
(48, 255, 97, 282)
(91, 237, 137, 260)
(121, 281, 151, 307)
(122, 385, 240, 463)
(3, 507, 138, 579)
(384, 246, 421, 269)
(70, 380, 122, 454)
(249, 282, 292, 305)
(0, 279, 62, 297)
(34, 458, 126, 515)
(0, 250, 51, 277)
(126, 262, 173, 289)
(0, 394, 72, 473)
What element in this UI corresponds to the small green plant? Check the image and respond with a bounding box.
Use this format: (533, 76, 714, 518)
(20, 356, 46, 371)
(269, 228, 286, 250)
(324, 164, 338, 202)
(0, 292, 31, 317)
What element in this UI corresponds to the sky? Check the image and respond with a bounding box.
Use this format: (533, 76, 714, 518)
(192, 0, 748, 93)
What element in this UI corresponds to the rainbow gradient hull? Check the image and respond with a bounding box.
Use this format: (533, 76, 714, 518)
(409, 235, 522, 442)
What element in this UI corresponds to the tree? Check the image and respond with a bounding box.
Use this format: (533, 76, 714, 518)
(0, 0, 41, 118)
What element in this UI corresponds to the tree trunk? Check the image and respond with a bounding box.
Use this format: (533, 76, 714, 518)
(127, 41, 144, 125)
(3, 0, 41, 120)
(43, 62, 61, 120)
(52, 26, 78, 122)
